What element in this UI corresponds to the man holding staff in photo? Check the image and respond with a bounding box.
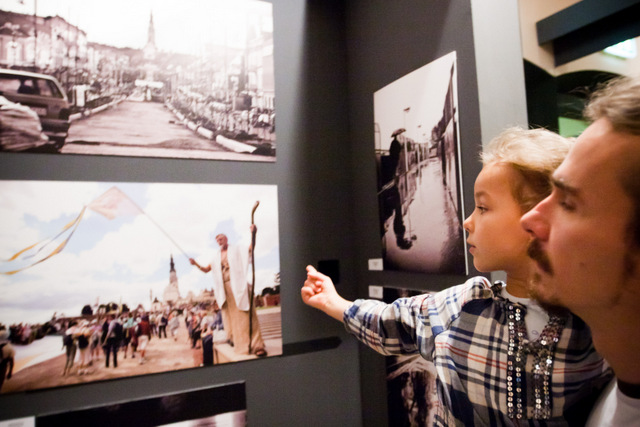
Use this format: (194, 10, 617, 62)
(190, 224, 267, 357)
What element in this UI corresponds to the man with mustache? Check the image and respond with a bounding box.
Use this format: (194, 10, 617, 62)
(522, 75, 640, 426)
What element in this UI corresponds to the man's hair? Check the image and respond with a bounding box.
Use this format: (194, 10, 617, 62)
(584, 75, 640, 136)
(481, 127, 573, 212)
(585, 75, 640, 248)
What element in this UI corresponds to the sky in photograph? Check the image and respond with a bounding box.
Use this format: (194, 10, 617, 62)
(1, 0, 272, 55)
(374, 51, 458, 151)
(0, 180, 280, 325)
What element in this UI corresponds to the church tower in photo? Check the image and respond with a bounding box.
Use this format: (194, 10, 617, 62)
(162, 255, 181, 304)
(143, 11, 157, 61)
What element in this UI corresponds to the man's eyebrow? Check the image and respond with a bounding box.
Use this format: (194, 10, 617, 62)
(551, 177, 579, 196)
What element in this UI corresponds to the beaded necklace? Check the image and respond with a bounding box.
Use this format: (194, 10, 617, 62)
(505, 301, 566, 419)
(495, 284, 567, 420)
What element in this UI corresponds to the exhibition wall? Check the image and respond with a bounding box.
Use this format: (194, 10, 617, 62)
(0, 0, 362, 425)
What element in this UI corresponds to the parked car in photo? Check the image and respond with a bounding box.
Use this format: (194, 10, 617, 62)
(0, 95, 50, 152)
(0, 68, 71, 151)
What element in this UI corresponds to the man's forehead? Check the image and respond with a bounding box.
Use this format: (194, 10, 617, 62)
(554, 119, 640, 201)
(553, 121, 610, 182)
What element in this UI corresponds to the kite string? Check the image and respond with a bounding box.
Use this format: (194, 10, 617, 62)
(120, 192, 191, 260)
(1, 207, 87, 275)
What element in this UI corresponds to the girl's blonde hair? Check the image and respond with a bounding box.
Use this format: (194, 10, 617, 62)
(481, 127, 573, 212)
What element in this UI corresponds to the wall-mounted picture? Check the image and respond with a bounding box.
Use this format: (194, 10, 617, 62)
(0, 0, 276, 162)
(383, 287, 438, 426)
(374, 51, 467, 275)
(0, 180, 281, 394)
(3, 381, 247, 426)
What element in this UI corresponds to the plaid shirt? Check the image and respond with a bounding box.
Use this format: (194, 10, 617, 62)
(344, 277, 611, 426)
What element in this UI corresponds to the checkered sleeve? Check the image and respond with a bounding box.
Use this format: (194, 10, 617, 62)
(343, 277, 491, 357)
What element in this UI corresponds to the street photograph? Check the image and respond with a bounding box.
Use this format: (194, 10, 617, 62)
(374, 51, 467, 275)
(0, 0, 276, 161)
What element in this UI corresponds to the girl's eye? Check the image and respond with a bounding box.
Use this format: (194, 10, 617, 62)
(476, 206, 488, 213)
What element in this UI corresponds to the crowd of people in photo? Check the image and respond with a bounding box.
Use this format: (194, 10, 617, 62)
(169, 89, 275, 142)
(5, 322, 55, 345)
(0, 300, 231, 391)
(57, 304, 228, 377)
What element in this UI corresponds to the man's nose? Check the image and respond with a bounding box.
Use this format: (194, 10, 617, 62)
(521, 199, 550, 241)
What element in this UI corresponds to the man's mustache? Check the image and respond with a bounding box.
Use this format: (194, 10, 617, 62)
(527, 238, 553, 275)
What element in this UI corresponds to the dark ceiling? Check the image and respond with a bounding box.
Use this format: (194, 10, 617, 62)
(536, 0, 640, 66)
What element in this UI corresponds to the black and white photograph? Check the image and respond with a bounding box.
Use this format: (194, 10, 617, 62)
(383, 287, 438, 427)
(0, 180, 282, 394)
(374, 51, 467, 275)
(35, 381, 247, 426)
(0, 0, 276, 161)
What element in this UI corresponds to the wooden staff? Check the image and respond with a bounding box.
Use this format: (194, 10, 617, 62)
(248, 200, 259, 354)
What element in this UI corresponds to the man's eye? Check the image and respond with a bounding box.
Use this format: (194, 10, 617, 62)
(557, 195, 576, 211)
(559, 200, 575, 211)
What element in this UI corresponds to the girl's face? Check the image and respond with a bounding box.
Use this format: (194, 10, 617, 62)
(463, 163, 532, 275)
